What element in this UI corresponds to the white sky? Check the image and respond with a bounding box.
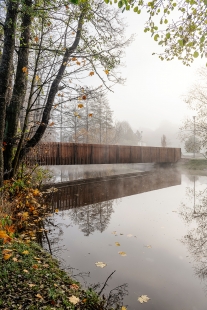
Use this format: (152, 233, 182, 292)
(107, 10, 207, 131)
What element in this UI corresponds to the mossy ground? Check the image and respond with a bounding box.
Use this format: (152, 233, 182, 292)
(0, 240, 109, 310)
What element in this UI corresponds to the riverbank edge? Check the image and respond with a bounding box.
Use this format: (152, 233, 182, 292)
(0, 179, 117, 310)
(176, 158, 207, 174)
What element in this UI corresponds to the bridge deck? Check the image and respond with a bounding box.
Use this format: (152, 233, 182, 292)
(26, 142, 181, 165)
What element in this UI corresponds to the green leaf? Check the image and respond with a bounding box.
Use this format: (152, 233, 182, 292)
(200, 36, 205, 43)
(193, 51, 199, 58)
(118, 0, 123, 8)
(70, 0, 79, 4)
(178, 39, 183, 47)
(166, 33, 170, 39)
(154, 34, 159, 41)
(104, 0, 110, 3)
(134, 6, 138, 12)
(164, 19, 168, 24)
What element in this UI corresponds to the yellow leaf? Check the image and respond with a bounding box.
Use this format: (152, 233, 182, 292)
(34, 36, 39, 42)
(89, 71, 94, 76)
(118, 251, 127, 256)
(35, 75, 40, 81)
(23, 269, 29, 273)
(22, 212, 29, 220)
(22, 250, 29, 255)
(74, 112, 79, 117)
(88, 113, 93, 117)
(78, 104, 84, 108)
(0, 231, 9, 239)
(138, 295, 150, 303)
(76, 61, 81, 65)
(32, 189, 40, 196)
(104, 69, 109, 75)
(71, 57, 77, 61)
(28, 283, 36, 287)
(115, 242, 120, 246)
(55, 209, 59, 213)
(49, 122, 55, 126)
(95, 262, 107, 268)
(69, 295, 80, 305)
(121, 307, 127, 310)
(3, 253, 12, 260)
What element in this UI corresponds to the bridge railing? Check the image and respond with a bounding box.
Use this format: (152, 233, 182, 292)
(25, 142, 181, 165)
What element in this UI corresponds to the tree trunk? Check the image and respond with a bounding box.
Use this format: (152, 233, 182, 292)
(0, 0, 19, 185)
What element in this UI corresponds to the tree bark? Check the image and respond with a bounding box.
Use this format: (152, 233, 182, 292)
(0, 0, 19, 185)
(4, 0, 33, 178)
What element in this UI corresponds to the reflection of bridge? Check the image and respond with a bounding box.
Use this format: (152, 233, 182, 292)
(49, 169, 181, 211)
(28, 142, 181, 165)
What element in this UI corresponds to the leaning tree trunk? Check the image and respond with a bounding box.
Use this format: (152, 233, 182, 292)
(0, 0, 19, 186)
(3, 0, 33, 179)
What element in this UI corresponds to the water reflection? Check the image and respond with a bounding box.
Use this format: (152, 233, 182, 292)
(180, 176, 207, 284)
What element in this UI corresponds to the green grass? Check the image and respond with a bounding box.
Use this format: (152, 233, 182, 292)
(181, 159, 207, 170)
(0, 240, 110, 310)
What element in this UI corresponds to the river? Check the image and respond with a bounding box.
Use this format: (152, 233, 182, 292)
(43, 165, 207, 310)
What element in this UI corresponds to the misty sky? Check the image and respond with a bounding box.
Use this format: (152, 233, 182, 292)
(107, 10, 207, 132)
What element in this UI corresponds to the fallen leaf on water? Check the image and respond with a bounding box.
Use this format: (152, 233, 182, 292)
(120, 233, 123, 235)
(69, 295, 80, 304)
(95, 262, 107, 268)
(118, 251, 127, 256)
(145, 245, 152, 249)
(115, 242, 120, 246)
(138, 295, 150, 303)
(127, 234, 133, 237)
(112, 231, 117, 234)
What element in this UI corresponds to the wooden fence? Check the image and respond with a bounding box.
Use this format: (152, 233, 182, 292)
(26, 142, 181, 165)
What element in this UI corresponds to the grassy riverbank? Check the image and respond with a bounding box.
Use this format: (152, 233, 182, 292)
(0, 176, 119, 310)
(0, 240, 107, 310)
(177, 159, 207, 172)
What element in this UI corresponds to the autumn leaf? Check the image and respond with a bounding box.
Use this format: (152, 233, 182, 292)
(88, 113, 93, 117)
(32, 264, 39, 269)
(76, 61, 81, 65)
(70, 284, 79, 290)
(145, 245, 152, 248)
(115, 242, 120, 246)
(55, 209, 59, 213)
(74, 112, 79, 117)
(36, 293, 43, 299)
(138, 295, 150, 303)
(22, 212, 29, 220)
(95, 262, 107, 268)
(82, 95, 87, 100)
(78, 104, 84, 108)
(0, 230, 9, 239)
(112, 231, 117, 234)
(5, 225, 15, 234)
(104, 69, 109, 75)
(69, 295, 80, 305)
(28, 283, 36, 287)
(22, 67, 28, 73)
(32, 189, 40, 196)
(23, 269, 29, 273)
(121, 307, 127, 310)
(22, 250, 29, 255)
(35, 75, 40, 81)
(118, 251, 127, 256)
(49, 122, 55, 126)
(34, 36, 39, 42)
(3, 253, 12, 260)
(12, 257, 18, 262)
(71, 57, 77, 61)
(127, 234, 133, 237)
(89, 71, 94, 76)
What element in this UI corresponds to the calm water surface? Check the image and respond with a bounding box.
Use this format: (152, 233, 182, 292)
(44, 167, 207, 310)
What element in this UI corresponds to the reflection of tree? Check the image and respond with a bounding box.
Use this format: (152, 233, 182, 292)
(180, 181, 207, 281)
(70, 200, 114, 236)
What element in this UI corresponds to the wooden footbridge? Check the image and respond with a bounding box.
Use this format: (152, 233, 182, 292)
(27, 142, 181, 165)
